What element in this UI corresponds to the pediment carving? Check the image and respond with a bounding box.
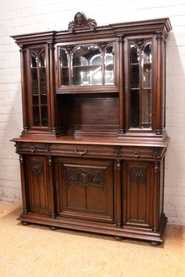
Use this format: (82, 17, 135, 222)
(68, 12, 97, 33)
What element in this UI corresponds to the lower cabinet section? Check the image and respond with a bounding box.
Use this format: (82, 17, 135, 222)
(18, 149, 167, 246)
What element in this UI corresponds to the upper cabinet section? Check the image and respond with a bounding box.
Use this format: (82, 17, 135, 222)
(11, 13, 172, 139)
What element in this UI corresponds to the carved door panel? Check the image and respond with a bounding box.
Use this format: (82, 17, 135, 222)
(123, 161, 154, 229)
(24, 155, 53, 215)
(54, 158, 114, 223)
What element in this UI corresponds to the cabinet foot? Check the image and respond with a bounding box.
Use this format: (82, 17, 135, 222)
(22, 221, 30, 226)
(50, 226, 58, 231)
(114, 236, 123, 241)
(151, 241, 160, 246)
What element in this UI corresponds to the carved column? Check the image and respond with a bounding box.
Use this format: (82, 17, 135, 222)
(19, 46, 29, 132)
(48, 43, 56, 133)
(115, 159, 122, 227)
(48, 156, 56, 218)
(153, 161, 160, 231)
(19, 154, 28, 214)
(155, 32, 163, 135)
(118, 36, 125, 134)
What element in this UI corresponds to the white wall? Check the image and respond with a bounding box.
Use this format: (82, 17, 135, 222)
(0, 0, 185, 224)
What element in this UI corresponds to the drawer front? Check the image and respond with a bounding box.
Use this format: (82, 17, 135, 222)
(15, 142, 51, 154)
(121, 146, 165, 160)
(50, 144, 116, 158)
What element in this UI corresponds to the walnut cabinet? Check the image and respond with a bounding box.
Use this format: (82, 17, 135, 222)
(12, 13, 172, 245)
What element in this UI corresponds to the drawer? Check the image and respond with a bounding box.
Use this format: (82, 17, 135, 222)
(14, 142, 51, 154)
(50, 144, 116, 157)
(121, 146, 165, 160)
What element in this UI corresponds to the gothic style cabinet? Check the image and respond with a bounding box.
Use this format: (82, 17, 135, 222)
(12, 13, 172, 245)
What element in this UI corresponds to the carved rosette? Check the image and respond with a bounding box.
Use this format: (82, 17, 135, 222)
(32, 160, 43, 175)
(66, 167, 105, 189)
(131, 167, 146, 185)
(68, 12, 97, 33)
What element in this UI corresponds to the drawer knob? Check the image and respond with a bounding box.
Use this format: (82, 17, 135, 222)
(74, 148, 87, 156)
(134, 151, 140, 158)
(30, 146, 35, 153)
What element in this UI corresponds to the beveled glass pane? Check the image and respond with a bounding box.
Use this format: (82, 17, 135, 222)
(60, 49, 68, 66)
(143, 42, 152, 63)
(61, 67, 69, 85)
(72, 45, 102, 85)
(32, 95, 38, 105)
(60, 49, 69, 85)
(90, 54, 102, 85)
(39, 51, 46, 67)
(130, 65, 139, 88)
(31, 69, 38, 94)
(130, 44, 139, 63)
(41, 95, 47, 105)
(142, 89, 151, 128)
(40, 68, 46, 93)
(41, 106, 48, 126)
(33, 106, 39, 126)
(31, 52, 37, 68)
(130, 90, 139, 128)
(142, 64, 151, 89)
(105, 45, 114, 84)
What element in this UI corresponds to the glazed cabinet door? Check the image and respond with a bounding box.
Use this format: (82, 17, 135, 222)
(55, 40, 119, 93)
(123, 161, 154, 229)
(54, 157, 114, 223)
(22, 155, 54, 216)
(22, 44, 51, 133)
(124, 36, 154, 131)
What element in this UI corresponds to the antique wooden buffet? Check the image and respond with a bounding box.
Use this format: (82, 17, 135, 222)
(12, 13, 172, 245)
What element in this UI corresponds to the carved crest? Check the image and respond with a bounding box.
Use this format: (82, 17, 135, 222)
(68, 12, 97, 33)
(66, 167, 105, 189)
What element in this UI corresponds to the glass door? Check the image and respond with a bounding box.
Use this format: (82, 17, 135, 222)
(129, 40, 152, 129)
(58, 43, 114, 87)
(30, 47, 48, 127)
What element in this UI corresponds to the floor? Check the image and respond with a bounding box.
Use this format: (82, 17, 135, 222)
(0, 201, 185, 277)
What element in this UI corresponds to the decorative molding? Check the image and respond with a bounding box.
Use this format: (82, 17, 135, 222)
(130, 167, 146, 185)
(117, 160, 121, 170)
(68, 12, 97, 33)
(66, 167, 105, 189)
(48, 156, 52, 166)
(45, 143, 51, 153)
(15, 142, 21, 153)
(19, 154, 23, 164)
(152, 147, 163, 159)
(114, 146, 122, 156)
(154, 162, 160, 173)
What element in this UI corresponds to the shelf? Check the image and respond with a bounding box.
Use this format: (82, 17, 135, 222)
(56, 85, 119, 94)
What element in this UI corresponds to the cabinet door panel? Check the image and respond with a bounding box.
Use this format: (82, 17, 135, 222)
(123, 161, 153, 228)
(55, 158, 114, 223)
(24, 155, 51, 215)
